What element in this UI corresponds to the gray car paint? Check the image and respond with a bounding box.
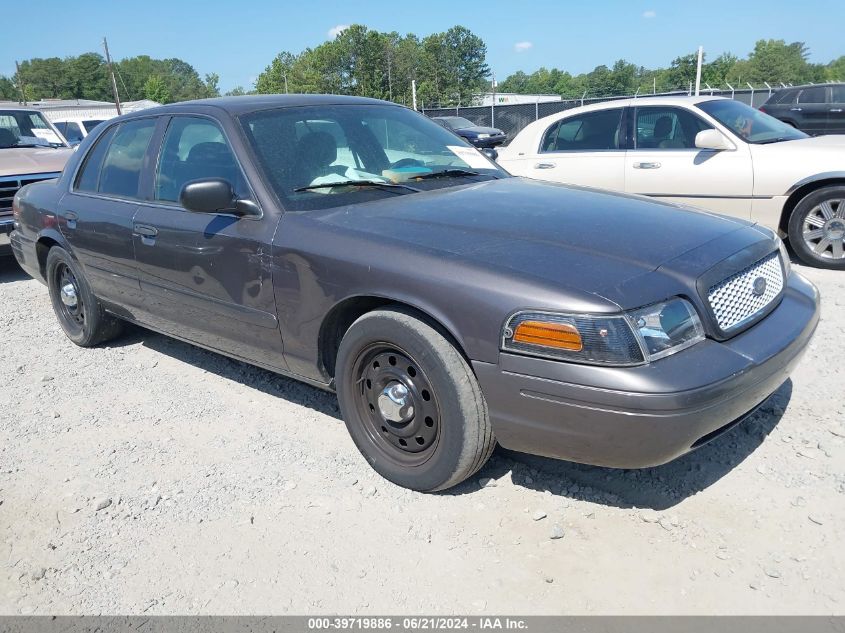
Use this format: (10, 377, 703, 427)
(10, 95, 820, 469)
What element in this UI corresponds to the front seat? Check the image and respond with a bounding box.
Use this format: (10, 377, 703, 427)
(293, 132, 338, 187)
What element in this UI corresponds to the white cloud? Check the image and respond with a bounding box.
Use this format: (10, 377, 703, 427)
(514, 41, 533, 53)
(642, 10, 656, 18)
(328, 24, 350, 38)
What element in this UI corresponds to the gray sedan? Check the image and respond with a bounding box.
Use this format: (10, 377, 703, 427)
(10, 95, 819, 491)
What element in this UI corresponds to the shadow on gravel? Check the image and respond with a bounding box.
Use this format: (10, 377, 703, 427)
(103, 322, 791, 508)
(122, 327, 343, 421)
(455, 380, 793, 510)
(0, 258, 27, 283)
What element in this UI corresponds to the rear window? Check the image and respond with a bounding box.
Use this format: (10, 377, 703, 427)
(75, 125, 118, 192)
(798, 86, 827, 104)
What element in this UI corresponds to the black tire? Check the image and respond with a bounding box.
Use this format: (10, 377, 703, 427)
(45, 246, 123, 346)
(335, 307, 495, 492)
(787, 186, 845, 269)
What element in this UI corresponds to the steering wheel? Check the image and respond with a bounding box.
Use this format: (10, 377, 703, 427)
(391, 158, 424, 169)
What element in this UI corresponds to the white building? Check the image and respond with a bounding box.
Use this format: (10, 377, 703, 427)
(0, 98, 160, 121)
(475, 93, 562, 106)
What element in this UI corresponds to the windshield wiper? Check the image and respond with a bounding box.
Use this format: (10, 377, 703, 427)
(413, 168, 480, 180)
(11, 143, 49, 149)
(294, 180, 420, 193)
(755, 137, 792, 145)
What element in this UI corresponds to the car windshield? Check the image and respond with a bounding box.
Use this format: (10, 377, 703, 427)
(240, 104, 506, 211)
(0, 110, 67, 149)
(441, 117, 476, 130)
(697, 99, 808, 144)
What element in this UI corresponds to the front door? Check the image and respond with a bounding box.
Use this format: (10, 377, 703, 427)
(624, 105, 754, 219)
(131, 115, 285, 370)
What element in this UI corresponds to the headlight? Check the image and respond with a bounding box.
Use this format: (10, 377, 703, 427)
(502, 298, 705, 366)
(476, 133, 491, 139)
(626, 298, 704, 361)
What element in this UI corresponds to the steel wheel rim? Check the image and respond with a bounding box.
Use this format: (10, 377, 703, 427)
(55, 264, 85, 331)
(351, 343, 441, 467)
(802, 198, 845, 260)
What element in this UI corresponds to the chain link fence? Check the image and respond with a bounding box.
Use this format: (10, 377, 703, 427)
(421, 87, 781, 142)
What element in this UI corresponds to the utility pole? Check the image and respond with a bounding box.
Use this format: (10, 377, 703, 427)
(14, 61, 27, 105)
(695, 46, 704, 97)
(103, 37, 122, 115)
(491, 73, 496, 127)
(694, 46, 703, 96)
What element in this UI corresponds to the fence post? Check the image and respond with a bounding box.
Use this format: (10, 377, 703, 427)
(746, 83, 754, 108)
(535, 96, 539, 121)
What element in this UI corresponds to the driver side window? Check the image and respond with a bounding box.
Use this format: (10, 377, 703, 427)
(634, 107, 711, 150)
(155, 116, 247, 203)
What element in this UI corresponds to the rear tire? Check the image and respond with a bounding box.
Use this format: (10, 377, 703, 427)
(787, 186, 845, 269)
(335, 307, 494, 492)
(46, 246, 123, 346)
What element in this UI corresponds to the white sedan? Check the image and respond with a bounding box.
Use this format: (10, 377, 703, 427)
(497, 96, 845, 269)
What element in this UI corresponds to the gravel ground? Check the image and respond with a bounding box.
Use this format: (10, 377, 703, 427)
(0, 256, 843, 615)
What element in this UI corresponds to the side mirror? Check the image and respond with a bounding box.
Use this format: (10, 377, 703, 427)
(695, 129, 734, 151)
(480, 147, 498, 161)
(180, 178, 260, 217)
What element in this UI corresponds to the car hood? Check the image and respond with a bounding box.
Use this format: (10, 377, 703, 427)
(312, 177, 753, 303)
(458, 126, 504, 136)
(0, 147, 73, 178)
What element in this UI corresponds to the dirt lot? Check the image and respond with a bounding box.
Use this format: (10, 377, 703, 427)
(0, 257, 843, 615)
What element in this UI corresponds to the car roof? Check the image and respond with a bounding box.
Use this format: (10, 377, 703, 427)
(0, 106, 43, 113)
(120, 94, 400, 120)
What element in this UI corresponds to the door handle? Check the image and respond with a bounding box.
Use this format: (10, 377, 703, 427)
(64, 211, 78, 229)
(133, 224, 158, 245)
(790, 107, 803, 112)
(633, 162, 661, 169)
(831, 108, 843, 113)
(534, 162, 555, 169)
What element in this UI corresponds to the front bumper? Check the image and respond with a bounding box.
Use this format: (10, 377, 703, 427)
(473, 272, 819, 468)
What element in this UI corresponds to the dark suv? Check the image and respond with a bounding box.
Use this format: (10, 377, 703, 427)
(760, 83, 845, 135)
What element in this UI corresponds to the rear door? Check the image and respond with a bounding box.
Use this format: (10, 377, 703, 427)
(511, 107, 627, 191)
(828, 85, 845, 134)
(131, 114, 285, 369)
(624, 104, 754, 219)
(57, 117, 157, 307)
(794, 86, 830, 135)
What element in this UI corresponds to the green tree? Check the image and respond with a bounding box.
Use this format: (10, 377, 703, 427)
(143, 75, 171, 103)
(0, 75, 18, 100)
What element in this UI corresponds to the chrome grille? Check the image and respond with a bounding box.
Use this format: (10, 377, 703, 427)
(0, 173, 61, 215)
(707, 252, 784, 332)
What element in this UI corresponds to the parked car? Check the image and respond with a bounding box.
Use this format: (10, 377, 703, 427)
(498, 95, 845, 269)
(52, 118, 109, 145)
(1, 107, 73, 256)
(432, 116, 507, 148)
(11, 95, 818, 491)
(759, 83, 845, 135)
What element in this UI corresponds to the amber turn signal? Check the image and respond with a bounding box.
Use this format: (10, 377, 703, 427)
(512, 320, 583, 351)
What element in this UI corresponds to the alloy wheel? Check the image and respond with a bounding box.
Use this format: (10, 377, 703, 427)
(802, 198, 845, 260)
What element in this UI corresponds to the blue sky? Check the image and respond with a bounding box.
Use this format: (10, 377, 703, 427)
(1, 0, 842, 92)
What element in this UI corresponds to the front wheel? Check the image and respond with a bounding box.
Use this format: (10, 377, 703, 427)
(45, 246, 123, 346)
(787, 186, 845, 269)
(335, 307, 495, 492)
